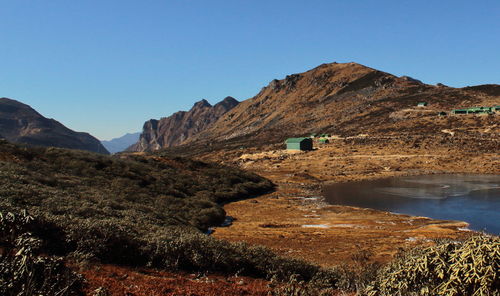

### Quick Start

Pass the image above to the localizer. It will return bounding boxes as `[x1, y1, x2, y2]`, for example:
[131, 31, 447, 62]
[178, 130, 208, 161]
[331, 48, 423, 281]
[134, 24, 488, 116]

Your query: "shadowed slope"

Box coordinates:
[0, 97, 109, 154]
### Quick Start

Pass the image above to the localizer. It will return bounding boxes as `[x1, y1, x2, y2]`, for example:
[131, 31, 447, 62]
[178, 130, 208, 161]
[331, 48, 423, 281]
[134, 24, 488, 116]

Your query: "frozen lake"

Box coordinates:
[324, 174, 500, 235]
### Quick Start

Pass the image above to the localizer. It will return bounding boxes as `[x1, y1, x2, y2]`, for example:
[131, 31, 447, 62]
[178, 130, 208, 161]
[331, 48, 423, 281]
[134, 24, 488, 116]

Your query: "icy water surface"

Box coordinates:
[324, 174, 500, 235]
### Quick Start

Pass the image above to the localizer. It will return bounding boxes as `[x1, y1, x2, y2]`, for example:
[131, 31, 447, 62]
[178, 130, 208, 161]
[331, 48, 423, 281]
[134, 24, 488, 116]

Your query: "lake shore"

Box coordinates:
[211, 139, 498, 266]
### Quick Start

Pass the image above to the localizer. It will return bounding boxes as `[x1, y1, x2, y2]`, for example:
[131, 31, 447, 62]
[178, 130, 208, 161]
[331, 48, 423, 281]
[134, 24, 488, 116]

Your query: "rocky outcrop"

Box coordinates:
[128, 97, 239, 152]
[0, 98, 109, 154]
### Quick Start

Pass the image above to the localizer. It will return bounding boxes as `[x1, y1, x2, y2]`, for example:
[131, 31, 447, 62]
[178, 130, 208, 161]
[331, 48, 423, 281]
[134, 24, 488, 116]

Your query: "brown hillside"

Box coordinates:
[186, 62, 499, 145]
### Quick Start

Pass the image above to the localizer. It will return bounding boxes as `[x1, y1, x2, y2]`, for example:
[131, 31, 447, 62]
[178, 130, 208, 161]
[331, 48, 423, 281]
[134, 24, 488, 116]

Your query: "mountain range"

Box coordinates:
[101, 132, 140, 153]
[3, 62, 498, 154]
[129, 62, 499, 151]
[0, 97, 109, 154]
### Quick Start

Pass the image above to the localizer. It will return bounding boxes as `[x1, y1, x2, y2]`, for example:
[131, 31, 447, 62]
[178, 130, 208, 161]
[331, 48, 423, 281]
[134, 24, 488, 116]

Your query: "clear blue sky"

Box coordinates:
[1, 1, 499, 140]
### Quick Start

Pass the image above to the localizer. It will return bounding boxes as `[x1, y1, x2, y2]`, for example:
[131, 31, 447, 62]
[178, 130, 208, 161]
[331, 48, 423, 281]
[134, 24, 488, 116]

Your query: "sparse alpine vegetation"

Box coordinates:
[1, 139, 498, 296]
[0, 140, 343, 294]
[0, 139, 273, 233]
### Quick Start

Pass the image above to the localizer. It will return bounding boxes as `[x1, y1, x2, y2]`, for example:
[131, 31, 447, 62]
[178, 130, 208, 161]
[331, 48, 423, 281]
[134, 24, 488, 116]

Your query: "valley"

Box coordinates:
[209, 137, 497, 266]
[3, 1, 500, 294]
[1, 62, 499, 295]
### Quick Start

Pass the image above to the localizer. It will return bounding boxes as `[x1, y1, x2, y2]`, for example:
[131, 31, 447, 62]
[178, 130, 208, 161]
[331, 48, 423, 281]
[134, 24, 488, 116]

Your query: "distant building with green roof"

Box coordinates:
[451, 106, 493, 115]
[285, 137, 313, 151]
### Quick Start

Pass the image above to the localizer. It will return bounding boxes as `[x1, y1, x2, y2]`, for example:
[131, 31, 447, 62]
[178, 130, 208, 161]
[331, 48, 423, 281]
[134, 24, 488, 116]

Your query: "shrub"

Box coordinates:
[0, 211, 83, 296]
[363, 235, 500, 296]
[0, 140, 273, 234]
[0, 142, 340, 285]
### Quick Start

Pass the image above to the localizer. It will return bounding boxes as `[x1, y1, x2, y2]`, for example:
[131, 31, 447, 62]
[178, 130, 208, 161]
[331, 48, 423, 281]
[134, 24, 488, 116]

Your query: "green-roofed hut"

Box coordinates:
[452, 107, 493, 114]
[318, 138, 330, 144]
[452, 109, 467, 114]
[285, 137, 313, 151]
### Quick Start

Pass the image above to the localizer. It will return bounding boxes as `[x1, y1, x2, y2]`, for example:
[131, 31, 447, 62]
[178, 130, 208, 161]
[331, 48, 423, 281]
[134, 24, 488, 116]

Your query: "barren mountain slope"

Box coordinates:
[0, 97, 109, 154]
[187, 62, 499, 145]
[129, 96, 239, 151]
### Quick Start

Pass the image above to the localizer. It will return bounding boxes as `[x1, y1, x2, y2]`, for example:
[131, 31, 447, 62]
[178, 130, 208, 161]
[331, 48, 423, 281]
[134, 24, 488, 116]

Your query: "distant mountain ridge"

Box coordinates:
[0, 97, 109, 154]
[101, 132, 140, 153]
[128, 96, 239, 152]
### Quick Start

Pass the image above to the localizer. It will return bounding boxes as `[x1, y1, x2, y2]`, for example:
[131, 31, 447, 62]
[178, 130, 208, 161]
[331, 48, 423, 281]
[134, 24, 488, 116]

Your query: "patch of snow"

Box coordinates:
[302, 224, 330, 228]
[332, 224, 356, 228]
[375, 221, 396, 225]
[303, 215, 321, 218]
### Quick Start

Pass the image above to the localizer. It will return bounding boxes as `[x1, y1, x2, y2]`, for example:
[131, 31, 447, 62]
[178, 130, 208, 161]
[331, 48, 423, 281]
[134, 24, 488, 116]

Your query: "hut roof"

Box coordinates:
[285, 137, 311, 143]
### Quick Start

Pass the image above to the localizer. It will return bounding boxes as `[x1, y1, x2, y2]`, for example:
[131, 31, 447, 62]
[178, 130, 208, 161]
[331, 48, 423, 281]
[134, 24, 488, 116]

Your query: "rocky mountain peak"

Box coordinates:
[399, 76, 423, 84]
[214, 96, 239, 110]
[193, 99, 212, 109]
[128, 96, 239, 152]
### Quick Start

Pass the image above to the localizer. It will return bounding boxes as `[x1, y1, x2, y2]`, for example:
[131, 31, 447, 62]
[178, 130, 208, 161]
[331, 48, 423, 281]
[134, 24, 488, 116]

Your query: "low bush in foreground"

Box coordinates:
[0, 141, 342, 293]
[1, 210, 342, 295]
[364, 235, 500, 296]
[0, 211, 83, 296]
[0, 140, 273, 232]
[1, 141, 498, 296]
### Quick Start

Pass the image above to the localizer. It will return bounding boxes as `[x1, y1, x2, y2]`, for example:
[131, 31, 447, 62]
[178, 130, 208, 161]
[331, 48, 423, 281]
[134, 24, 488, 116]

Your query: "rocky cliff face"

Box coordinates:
[0, 98, 109, 154]
[128, 97, 239, 152]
